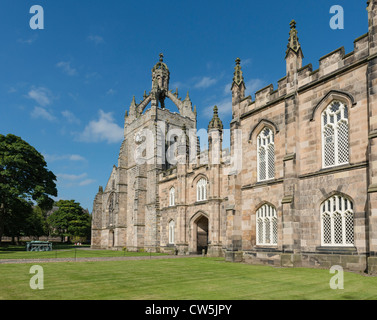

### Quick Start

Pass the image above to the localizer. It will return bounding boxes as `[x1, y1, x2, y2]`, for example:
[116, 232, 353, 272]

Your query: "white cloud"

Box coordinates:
[170, 81, 184, 90]
[44, 154, 86, 162]
[87, 35, 104, 45]
[57, 173, 88, 181]
[28, 87, 52, 106]
[106, 89, 116, 95]
[194, 76, 218, 89]
[78, 109, 123, 143]
[18, 35, 38, 45]
[30, 106, 56, 121]
[201, 78, 266, 120]
[56, 61, 78, 76]
[62, 110, 81, 124]
[69, 154, 86, 161]
[8, 87, 17, 94]
[223, 78, 266, 97]
[245, 78, 266, 96]
[241, 58, 252, 66]
[203, 98, 233, 120]
[79, 179, 96, 186]
[57, 173, 95, 187]
[224, 83, 232, 95]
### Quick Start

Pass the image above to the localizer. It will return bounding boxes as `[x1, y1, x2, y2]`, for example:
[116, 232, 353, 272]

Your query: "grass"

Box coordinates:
[0, 244, 164, 260]
[1, 257, 377, 300]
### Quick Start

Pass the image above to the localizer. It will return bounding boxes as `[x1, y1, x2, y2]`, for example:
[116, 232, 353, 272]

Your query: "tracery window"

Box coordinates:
[321, 195, 354, 247]
[256, 204, 278, 246]
[322, 101, 349, 168]
[257, 128, 275, 182]
[197, 178, 207, 202]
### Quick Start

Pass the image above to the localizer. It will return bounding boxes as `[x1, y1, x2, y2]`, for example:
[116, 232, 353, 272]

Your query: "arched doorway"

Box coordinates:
[109, 229, 115, 248]
[195, 215, 209, 254]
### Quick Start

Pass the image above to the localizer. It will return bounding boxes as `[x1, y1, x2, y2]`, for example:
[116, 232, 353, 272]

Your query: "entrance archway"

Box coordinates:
[195, 215, 208, 254]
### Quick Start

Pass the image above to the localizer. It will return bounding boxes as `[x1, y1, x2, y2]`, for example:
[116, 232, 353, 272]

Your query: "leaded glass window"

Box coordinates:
[257, 128, 275, 182]
[322, 101, 349, 168]
[321, 195, 354, 247]
[256, 204, 278, 246]
[197, 178, 207, 201]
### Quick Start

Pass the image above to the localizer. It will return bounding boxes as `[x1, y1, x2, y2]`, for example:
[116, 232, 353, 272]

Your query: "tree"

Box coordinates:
[0, 134, 57, 242]
[3, 198, 33, 243]
[48, 200, 91, 243]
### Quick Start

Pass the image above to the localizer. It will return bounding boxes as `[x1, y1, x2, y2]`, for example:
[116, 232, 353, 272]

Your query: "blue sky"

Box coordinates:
[0, 0, 368, 210]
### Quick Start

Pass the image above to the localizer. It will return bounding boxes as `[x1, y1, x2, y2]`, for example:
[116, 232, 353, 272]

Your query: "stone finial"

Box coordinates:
[285, 19, 303, 58]
[152, 53, 169, 72]
[131, 95, 137, 107]
[185, 91, 191, 101]
[99, 186, 103, 193]
[208, 105, 223, 131]
[232, 58, 244, 87]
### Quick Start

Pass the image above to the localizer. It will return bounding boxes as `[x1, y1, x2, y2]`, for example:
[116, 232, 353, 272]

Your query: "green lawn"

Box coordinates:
[1, 257, 377, 300]
[0, 247, 164, 260]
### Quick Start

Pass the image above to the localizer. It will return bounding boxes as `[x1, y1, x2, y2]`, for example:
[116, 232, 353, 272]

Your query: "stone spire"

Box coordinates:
[285, 20, 303, 59]
[129, 95, 138, 118]
[232, 58, 245, 87]
[285, 20, 303, 79]
[208, 106, 223, 131]
[231, 58, 246, 106]
[184, 91, 191, 101]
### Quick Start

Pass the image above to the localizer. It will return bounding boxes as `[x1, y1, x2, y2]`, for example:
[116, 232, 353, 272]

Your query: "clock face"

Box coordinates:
[135, 132, 144, 144]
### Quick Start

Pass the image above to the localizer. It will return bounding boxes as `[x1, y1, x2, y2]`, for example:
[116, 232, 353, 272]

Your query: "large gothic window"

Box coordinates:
[257, 128, 275, 182]
[169, 187, 175, 207]
[256, 204, 278, 246]
[169, 220, 175, 245]
[321, 195, 354, 247]
[197, 178, 207, 202]
[322, 101, 349, 168]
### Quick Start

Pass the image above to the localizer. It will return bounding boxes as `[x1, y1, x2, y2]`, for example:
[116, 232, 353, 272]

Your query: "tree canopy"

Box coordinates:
[48, 200, 91, 242]
[0, 134, 57, 241]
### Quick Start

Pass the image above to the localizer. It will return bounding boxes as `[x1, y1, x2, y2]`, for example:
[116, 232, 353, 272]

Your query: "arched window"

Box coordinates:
[321, 195, 354, 247]
[169, 187, 175, 206]
[257, 128, 275, 182]
[108, 193, 115, 226]
[256, 204, 278, 245]
[322, 101, 349, 168]
[196, 178, 207, 202]
[168, 220, 175, 244]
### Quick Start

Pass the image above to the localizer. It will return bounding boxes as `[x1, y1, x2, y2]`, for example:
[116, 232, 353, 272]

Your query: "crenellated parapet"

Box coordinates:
[238, 21, 371, 118]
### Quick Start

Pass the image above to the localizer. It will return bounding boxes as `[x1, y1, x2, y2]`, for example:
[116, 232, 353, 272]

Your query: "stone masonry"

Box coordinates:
[92, 2, 377, 274]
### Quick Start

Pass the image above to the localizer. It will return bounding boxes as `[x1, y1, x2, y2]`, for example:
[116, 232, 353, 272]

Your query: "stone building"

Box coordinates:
[92, 1, 377, 273]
